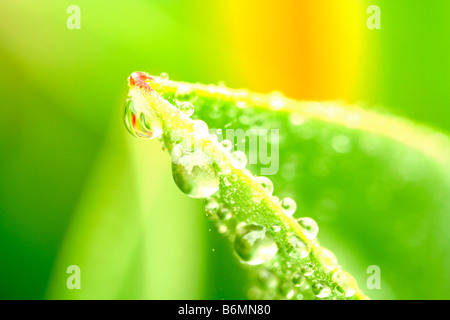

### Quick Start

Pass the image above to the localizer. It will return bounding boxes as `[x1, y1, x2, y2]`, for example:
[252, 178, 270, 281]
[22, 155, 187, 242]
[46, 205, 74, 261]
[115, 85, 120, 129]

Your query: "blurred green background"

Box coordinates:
[0, 1, 449, 300]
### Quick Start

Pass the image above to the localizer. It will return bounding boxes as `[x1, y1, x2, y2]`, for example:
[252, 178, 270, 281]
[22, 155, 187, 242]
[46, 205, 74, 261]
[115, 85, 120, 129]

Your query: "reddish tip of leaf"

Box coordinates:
[128, 72, 154, 92]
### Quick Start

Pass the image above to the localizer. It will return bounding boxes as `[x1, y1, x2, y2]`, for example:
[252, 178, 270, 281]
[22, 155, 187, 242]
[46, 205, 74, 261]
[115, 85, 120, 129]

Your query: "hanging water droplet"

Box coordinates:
[255, 176, 274, 195]
[312, 281, 331, 299]
[288, 235, 310, 259]
[124, 92, 162, 139]
[172, 163, 219, 198]
[280, 197, 297, 216]
[231, 151, 248, 169]
[178, 101, 194, 117]
[297, 217, 319, 240]
[171, 142, 219, 198]
[234, 223, 278, 265]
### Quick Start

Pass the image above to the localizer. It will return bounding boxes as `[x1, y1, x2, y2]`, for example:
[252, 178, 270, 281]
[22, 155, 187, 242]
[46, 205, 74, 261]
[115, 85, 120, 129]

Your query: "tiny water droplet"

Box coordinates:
[178, 101, 194, 117]
[280, 197, 297, 216]
[273, 225, 281, 232]
[297, 217, 319, 240]
[159, 72, 169, 80]
[312, 281, 331, 299]
[231, 151, 248, 169]
[217, 207, 232, 220]
[255, 176, 274, 195]
[124, 92, 162, 139]
[279, 281, 295, 299]
[205, 198, 219, 213]
[234, 223, 278, 265]
[301, 263, 314, 276]
[221, 139, 233, 151]
[256, 269, 278, 290]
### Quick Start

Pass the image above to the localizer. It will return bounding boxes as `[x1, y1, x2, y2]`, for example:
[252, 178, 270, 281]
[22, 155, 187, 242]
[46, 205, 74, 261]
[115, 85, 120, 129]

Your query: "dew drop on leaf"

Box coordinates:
[234, 223, 278, 265]
[297, 217, 319, 240]
[255, 176, 274, 195]
[280, 197, 297, 216]
[288, 235, 310, 259]
[312, 281, 331, 299]
[231, 151, 248, 169]
[178, 101, 195, 117]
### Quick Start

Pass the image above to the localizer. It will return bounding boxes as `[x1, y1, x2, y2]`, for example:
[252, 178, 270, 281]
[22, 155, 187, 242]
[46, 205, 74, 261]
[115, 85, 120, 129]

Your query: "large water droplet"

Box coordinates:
[171, 143, 219, 198]
[234, 223, 278, 265]
[297, 217, 319, 240]
[124, 92, 162, 139]
[172, 163, 219, 198]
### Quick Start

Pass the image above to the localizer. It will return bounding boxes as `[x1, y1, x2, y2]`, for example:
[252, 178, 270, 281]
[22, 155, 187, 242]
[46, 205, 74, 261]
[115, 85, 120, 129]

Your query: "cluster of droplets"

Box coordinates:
[124, 78, 360, 300]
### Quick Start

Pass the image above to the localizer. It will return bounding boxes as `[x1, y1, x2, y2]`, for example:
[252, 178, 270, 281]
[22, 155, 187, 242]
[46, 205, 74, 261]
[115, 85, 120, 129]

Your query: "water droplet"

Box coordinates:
[231, 151, 247, 169]
[332, 269, 357, 297]
[221, 139, 233, 151]
[301, 263, 314, 276]
[218, 207, 232, 220]
[291, 271, 306, 287]
[193, 120, 209, 139]
[312, 281, 331, 299]
[178, 101, 194, 117]
[273, 225, 281, 232]
[124, 92, 162, 139]
[280, 197, 297, 216]
[288, 235, 310, 259]
[297, 217, 319, 240]
[279, 281, 295, 299]
[159, 72, 169, 80]
[234, 223, 278, 265]
[256, 269, 278, 290]
[205, 198, 219, 213]
[255, 176, 274, 195]
[171, 143, 219, 198]
[317, 247, 338, 272]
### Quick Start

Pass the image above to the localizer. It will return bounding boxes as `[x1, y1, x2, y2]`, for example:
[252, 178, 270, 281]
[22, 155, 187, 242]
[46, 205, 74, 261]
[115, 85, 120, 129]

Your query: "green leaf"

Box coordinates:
[128, 73, 450, 299]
